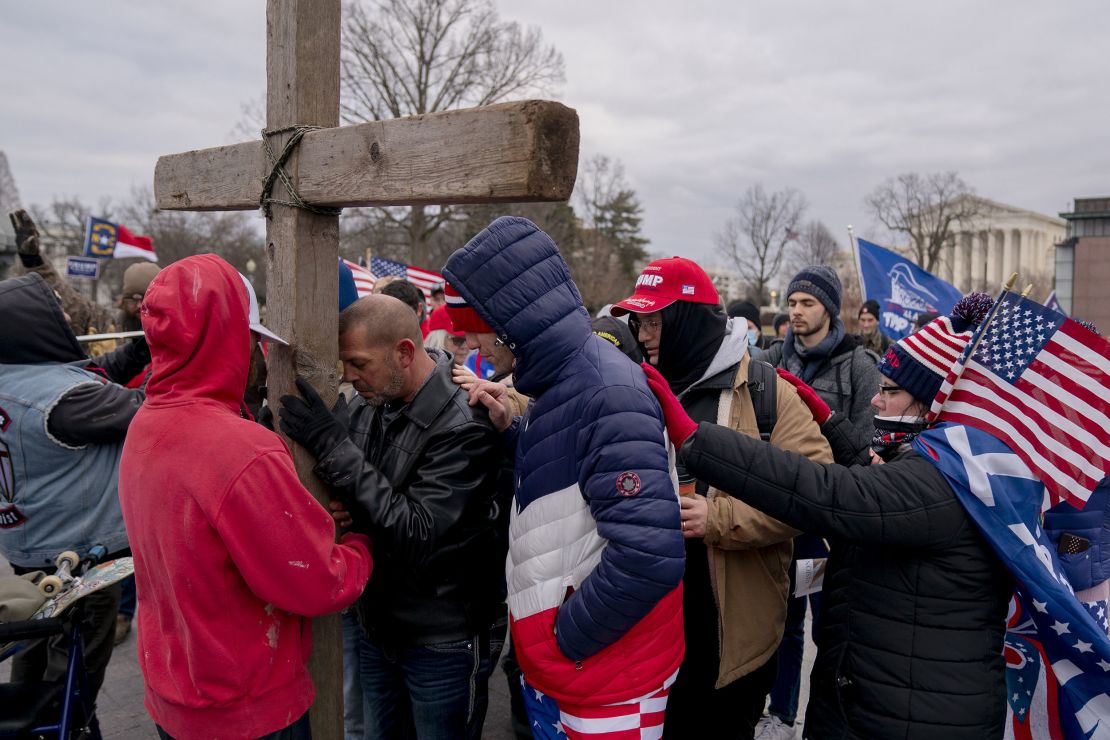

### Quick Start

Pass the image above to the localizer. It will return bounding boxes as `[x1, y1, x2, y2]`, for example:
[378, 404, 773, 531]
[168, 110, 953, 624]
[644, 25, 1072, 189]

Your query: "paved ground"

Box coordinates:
[2, 557, 814, 739]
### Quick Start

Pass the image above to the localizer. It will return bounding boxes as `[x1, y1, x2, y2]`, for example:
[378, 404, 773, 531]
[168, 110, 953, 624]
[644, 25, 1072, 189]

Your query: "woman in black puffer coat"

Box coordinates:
[646, 295, 1012, 740]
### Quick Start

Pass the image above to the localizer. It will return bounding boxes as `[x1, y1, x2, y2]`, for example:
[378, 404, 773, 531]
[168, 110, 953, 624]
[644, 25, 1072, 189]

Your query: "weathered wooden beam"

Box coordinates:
[261, 0, 344, 737]
[154, 100, 580, 211]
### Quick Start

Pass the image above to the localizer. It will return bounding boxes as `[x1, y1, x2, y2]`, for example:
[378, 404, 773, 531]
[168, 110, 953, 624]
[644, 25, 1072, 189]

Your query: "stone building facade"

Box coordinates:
[939, 196, 1065, 293]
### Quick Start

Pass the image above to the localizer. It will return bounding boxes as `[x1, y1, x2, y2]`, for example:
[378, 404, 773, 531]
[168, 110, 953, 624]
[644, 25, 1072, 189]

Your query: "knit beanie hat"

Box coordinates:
[426, 304, 464, 337]
[337, 259, 360, 312]
[122, 262, 161, 298]
[878, 293, 994, 406]
[444, 282, 493, 333]
[726, 300, 762, 327]
[787, 266, 842, 318]
[859, 299, 881, 320]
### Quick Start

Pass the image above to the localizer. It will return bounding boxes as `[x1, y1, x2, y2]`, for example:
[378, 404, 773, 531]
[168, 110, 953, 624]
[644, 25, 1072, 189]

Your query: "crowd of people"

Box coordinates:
[0, 209, 1106, 740]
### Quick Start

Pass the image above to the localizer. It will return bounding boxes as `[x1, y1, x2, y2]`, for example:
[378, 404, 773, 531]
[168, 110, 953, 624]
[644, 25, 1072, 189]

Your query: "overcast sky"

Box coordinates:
[3, 1, 1107, 269]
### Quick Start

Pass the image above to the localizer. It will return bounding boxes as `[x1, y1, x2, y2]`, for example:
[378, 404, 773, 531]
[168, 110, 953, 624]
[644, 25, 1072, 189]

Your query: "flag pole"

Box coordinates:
[847, 225, 865, 306]
[927, 272, 1019, 421]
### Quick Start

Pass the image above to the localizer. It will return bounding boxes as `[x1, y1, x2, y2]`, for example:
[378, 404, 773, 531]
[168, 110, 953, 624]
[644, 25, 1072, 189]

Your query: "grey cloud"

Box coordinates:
[3, 0, 1107, 272]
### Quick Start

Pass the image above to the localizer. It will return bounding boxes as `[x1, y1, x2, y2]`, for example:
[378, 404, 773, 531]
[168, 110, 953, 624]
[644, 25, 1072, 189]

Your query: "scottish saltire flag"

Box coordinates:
[369, 256, 443, 298]
[83, 217, 157, 261]
[855, 238, 963, 340]
[914, 424, 1110, 739]
[930, 292, 1110, 509]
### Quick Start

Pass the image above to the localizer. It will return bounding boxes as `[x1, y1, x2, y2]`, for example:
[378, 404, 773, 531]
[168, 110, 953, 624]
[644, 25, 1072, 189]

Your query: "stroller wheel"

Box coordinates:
[55, 550, 80, 570]
[39, 575, 64, 596]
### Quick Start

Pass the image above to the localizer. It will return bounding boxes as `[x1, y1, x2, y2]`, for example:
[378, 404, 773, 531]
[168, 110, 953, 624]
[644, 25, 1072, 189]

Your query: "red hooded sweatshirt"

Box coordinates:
[118, 254, 372, 739]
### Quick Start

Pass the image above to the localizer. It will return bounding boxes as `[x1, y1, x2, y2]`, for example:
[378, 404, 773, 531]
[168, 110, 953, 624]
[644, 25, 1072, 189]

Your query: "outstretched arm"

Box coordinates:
[682, 422, 967, 550]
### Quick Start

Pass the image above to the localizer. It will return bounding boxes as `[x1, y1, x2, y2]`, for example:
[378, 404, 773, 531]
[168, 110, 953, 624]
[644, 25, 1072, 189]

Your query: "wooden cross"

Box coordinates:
[153, 0, 578, 734]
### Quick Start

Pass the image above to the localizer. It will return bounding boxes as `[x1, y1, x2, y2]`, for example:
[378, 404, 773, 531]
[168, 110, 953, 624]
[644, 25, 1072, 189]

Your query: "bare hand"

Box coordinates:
[680, 494, 708, 538]
[329, 499, 353, 529]
[869, 449, 885, 465]
[455, 369, 512, 432]
[451, 364, 478, 388]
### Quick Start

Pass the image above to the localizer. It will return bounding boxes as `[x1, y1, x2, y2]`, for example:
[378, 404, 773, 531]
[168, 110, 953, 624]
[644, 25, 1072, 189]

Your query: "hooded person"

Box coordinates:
[442, 216, 685, 737]
[0, 271, 150, 703]
[611, 258, 832, 739]
[117, 253, 373, 740]
[644, 293, 1012, 740]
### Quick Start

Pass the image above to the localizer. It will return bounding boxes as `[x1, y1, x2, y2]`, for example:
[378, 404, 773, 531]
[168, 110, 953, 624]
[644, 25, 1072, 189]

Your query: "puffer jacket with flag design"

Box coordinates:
[442, 216, 685, 706]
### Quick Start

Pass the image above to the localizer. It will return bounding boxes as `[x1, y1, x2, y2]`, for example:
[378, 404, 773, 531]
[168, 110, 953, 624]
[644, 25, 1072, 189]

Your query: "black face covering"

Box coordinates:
[870, 415, 928, 461]
[632, 301, 727, 395]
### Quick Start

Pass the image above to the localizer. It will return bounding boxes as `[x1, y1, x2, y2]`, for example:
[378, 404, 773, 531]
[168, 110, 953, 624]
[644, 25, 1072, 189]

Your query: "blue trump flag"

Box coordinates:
[855, 238, 963, 340]
[914, 424, 1110, 738]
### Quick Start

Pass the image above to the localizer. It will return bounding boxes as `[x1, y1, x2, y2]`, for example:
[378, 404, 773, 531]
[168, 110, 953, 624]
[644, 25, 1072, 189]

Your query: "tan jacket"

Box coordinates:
[703, 353, 833, 688]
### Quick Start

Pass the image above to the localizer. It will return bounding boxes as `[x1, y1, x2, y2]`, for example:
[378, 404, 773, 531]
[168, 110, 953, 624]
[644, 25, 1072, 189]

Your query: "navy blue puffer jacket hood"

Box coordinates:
[441, 216, 591, 397]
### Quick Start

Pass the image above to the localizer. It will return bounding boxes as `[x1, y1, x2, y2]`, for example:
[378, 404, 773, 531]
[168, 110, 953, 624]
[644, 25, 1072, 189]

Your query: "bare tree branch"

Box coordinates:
[333, 0, 565, 263]
[716, 184, 807, 303]
[785, 220, 841, 277]
[864, 171, 981, 273]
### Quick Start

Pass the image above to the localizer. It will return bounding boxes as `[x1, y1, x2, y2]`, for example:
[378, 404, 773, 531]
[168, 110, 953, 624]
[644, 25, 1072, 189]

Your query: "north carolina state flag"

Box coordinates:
[83, 216, 158, 262]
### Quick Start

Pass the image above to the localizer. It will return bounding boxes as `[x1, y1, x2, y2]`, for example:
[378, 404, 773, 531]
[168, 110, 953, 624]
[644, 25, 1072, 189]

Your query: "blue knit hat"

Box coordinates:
[877, 293, 994, 406]
[337, 258, 359, 312]
[787, 266, 842, 318]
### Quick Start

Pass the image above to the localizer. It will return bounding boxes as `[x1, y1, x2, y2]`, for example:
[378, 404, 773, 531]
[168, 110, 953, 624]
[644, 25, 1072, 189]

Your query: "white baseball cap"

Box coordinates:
[239, 273, 288, 345]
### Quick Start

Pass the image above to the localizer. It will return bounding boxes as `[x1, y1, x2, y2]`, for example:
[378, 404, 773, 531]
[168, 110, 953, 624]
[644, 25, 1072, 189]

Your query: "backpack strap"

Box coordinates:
[747, 358, 778, 441]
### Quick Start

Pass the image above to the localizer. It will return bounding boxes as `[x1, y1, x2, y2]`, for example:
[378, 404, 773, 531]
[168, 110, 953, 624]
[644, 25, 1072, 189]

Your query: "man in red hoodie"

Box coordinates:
[118, 254, 373, 740]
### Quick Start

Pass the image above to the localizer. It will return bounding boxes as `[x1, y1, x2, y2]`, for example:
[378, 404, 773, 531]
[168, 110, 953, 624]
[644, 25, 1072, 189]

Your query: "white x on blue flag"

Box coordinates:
[915, 423, 1110, 739]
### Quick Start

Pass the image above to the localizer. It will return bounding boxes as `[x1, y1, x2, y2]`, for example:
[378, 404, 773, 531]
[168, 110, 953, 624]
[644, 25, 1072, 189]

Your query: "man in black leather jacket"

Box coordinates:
[279, 294, 507, 740]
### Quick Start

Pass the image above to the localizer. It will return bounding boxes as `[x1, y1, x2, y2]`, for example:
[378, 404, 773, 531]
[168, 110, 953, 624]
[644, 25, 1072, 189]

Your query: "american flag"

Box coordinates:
[341, 259, 375, 298]
[929, 292, 1110, 509]
[521, 671, 675, 739]
[914, 425, 1110, 740]
[369, 256, 443, 299]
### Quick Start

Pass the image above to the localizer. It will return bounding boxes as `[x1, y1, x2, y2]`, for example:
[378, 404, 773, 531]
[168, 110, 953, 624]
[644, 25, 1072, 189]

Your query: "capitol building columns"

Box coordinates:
[939, 198, 1064, 292]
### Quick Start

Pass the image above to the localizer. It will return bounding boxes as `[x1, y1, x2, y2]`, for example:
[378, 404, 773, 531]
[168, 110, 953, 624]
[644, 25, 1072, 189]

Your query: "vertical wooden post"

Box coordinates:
[264, 0, 344, 736]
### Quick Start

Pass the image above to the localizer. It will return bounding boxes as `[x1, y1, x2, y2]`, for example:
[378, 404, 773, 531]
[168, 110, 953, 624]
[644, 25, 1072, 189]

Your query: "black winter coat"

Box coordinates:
[681, 421, 1011, 740]
[313, 350, 509, 645]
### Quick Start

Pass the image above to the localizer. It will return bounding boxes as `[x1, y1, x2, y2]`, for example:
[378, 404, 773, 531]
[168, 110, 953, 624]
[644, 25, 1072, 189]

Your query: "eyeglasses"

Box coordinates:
[878, 384, 904, 395]
[629, 316, 662, 332]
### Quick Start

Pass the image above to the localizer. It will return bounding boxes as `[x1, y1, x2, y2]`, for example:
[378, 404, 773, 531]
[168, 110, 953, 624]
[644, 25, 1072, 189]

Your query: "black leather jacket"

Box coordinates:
[314, 351, 509, 645]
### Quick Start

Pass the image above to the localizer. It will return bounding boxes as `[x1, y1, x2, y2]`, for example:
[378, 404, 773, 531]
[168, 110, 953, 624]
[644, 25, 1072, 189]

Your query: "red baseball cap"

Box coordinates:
[425, 304, 464, 337]
[610, 257, 720, 316]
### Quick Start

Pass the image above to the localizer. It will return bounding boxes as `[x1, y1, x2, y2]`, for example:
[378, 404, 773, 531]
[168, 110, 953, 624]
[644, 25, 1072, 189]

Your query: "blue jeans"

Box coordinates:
[118, 574, 137, 619]
[767, 591, 822, 725]
[343, 611, 370, 739]
[358, 622, 504, 740]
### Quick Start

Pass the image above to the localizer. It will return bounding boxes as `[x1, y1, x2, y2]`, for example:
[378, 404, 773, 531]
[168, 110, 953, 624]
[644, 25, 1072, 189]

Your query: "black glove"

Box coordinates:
[279, 377, 351, 459]
[256, 403, 275, 431]
[9, 209, 44, 268]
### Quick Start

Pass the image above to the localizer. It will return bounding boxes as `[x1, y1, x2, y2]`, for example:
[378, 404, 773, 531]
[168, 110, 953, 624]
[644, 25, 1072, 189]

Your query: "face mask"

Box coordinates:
[870, 414, 928, 460]
[747, 328, 759, 346]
